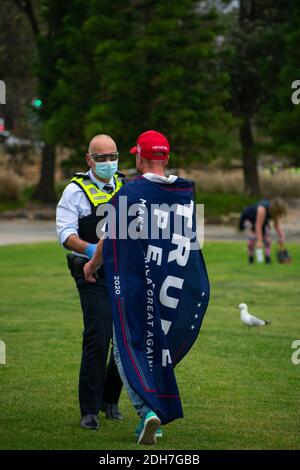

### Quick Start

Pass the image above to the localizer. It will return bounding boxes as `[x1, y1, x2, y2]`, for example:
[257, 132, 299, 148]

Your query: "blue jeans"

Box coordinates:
[113, 328, 150, 419]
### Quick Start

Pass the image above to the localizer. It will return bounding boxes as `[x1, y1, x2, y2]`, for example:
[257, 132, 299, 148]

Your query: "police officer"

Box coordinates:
[56, 134, 124, 429]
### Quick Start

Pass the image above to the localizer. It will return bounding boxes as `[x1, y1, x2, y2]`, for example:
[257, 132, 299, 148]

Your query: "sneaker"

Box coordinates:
[135, 421, 162, 438]
[137, 411, 161, 445]
[248, 256, 254, 264]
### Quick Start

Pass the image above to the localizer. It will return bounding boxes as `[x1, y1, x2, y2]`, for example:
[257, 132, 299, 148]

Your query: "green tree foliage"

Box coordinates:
[40, 1, 91, 138]
[11, 0, 65, 203]
[0, 1, 37, 134]
[224, 0, 290, 196]
[262, 2, 300, 165]
[43, 0, 232, 169]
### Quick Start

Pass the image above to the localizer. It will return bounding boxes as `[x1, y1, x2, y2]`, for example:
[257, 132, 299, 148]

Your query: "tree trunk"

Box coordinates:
[239, 118, 260, 197]
[14, 0, 57, 204]
[32, 143, 57, 203]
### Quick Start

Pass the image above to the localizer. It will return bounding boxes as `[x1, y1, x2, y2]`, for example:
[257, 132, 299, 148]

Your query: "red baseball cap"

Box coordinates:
[130, 130, 170, 160]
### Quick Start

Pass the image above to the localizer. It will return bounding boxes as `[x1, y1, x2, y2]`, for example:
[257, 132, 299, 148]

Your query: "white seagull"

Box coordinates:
[238, 303, 271, 329]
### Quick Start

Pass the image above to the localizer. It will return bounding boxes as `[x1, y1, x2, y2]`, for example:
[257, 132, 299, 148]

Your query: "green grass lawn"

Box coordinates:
[0, 241, 299, 450]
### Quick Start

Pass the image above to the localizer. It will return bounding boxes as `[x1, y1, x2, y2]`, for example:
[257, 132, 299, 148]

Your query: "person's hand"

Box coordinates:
[84, 259, 97, 283]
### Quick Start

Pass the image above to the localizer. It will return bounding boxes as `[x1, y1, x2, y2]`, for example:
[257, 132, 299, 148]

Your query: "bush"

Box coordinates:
[180, 169, 300, 198]
[0, 169, 24, 201]
[260, 171, 300, 198]
[196, 191, 256, 220]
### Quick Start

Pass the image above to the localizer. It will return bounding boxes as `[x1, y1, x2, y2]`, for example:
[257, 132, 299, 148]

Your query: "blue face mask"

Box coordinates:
[95, 161, 118, 180]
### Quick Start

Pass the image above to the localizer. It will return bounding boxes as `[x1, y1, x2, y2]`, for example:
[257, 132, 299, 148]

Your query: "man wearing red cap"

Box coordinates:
[130, 129, 171, 162]
[84, 130, 209, 445]
[84, 130, 175, 443]
[129, 130, 178, 192]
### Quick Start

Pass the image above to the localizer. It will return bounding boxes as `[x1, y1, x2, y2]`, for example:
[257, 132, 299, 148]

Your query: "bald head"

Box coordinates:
[88, 134, 117, 154]
[86, 134, 119, 182]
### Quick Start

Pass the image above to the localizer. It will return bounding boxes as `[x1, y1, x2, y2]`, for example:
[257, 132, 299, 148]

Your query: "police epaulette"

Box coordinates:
[73, 172, 90, 180]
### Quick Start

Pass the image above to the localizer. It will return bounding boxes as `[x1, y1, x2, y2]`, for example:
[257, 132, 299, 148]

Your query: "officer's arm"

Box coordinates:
[64, 234, 89, 254]
[56, 185, 97, 259]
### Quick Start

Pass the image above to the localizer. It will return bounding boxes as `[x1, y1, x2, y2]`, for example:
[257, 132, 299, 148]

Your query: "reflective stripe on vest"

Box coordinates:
[71, 174, 123, 207]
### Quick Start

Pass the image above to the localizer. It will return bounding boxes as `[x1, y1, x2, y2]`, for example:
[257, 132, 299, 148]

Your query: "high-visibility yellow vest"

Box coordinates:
[71, 172, 124, 207]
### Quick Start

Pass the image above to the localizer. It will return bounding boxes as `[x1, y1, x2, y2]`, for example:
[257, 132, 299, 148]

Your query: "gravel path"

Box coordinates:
[0, 220, 57, 246]
[0, 218, 299, 246]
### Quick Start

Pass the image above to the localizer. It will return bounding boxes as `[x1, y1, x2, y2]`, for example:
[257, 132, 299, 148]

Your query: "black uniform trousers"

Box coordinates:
[74, 273, 123, 416]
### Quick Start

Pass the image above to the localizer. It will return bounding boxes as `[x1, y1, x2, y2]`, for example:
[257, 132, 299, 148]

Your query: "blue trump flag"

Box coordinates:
[103, 176, 210, 424]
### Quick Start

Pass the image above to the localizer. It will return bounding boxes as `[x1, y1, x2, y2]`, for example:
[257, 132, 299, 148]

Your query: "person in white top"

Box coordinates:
[56, 134, 125, 429]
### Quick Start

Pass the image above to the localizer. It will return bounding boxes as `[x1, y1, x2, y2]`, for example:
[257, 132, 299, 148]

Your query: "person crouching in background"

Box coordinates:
[239, 197, 289, 264]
